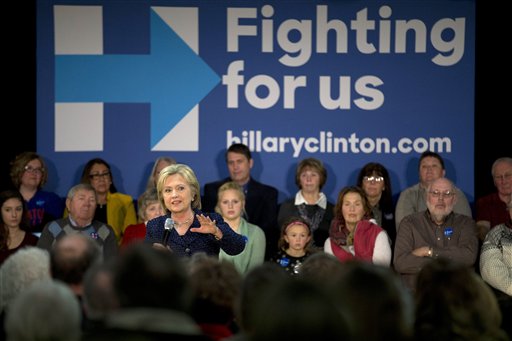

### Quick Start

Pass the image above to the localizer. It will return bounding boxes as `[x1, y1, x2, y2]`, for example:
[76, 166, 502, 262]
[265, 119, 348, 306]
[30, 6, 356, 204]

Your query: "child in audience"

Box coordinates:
[269, 216, 315, 276]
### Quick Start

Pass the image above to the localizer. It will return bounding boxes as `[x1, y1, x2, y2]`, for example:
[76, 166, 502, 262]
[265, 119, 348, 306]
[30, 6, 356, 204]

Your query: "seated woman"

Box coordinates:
[121, 188, 164, 249]
[277, 158, 333, 249]
[216, 181, 266, 275]
[324, 186, 391, 266]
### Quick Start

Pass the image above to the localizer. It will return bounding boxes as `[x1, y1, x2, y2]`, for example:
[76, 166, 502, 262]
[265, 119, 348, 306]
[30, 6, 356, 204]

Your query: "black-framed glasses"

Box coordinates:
[24, 165, 45, 175]
[363, 176, 384, 183]
[429, 190, 455, 199]
[89, 171, 111, 180]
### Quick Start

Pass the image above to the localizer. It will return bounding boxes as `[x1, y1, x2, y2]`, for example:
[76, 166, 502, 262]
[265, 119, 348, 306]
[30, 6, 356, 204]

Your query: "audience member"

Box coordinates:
[216, 181, 265, 275]
[5, 279, 82, 341]
[248, 276, 350, 341]
[277, 157, 333, 249]
[145, 156, 177, 192]
[299, 251, 344, 287]
[269, 216, 315, 275]
[476, 156, 512, 241]
[414, 257, 508, 341]
[480, 194, 512, 296]
[9, 151, 64, 233]
[49, 234, 102, 300]
[394, 177, 479, 292]
[324, 186, 392, 266]
[0, 247, 50, 340]
[81, 260, 119, 335]
[145, 164, 246, 258]
[77, 158, 137, 243]
[228, 263, 288, 341]
[187, 253, 243, 340]
[0, 189, 38, 265]
[82, 243, 209, 340]
[202, 143, 278, 260]
[356, 162, 396, 251]
[480, 195, 512, 338]
[38, 183, 119, 260]
[120, 187, 164, 249]
[333, 260, 414, 341]
[395, 151, 472, 227]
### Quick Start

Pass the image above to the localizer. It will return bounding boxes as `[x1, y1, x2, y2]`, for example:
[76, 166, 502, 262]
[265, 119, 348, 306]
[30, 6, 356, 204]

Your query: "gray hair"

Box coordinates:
[0, 247, 51, 311]
[5, 280, 82, 341]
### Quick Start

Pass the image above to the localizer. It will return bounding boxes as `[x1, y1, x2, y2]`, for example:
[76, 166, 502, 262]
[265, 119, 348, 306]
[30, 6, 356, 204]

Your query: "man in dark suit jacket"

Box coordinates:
[202, 143, 278, 260]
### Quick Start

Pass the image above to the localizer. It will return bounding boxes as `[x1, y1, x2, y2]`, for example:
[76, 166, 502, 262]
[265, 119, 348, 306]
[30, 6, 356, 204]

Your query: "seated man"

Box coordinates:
[202, 143, 278, 259]
[394, 177, 478, 292]
[395, 151, 472, 228]
[476, 157, 512, 241]
[37, 183, 118, 260]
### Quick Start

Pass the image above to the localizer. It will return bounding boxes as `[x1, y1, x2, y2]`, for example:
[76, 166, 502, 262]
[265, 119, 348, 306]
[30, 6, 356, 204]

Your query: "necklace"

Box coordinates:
[173, 214, 194, 228]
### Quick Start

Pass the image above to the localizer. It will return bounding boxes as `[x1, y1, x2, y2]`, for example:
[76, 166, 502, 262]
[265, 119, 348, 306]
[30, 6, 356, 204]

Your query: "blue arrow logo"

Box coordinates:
[55, 8, 220, 148]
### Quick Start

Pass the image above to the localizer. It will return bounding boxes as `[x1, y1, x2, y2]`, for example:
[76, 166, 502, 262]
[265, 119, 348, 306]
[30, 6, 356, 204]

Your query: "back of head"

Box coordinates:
[187, 253, 242, 324]
[82, 260, 118, 321]
[334, 260, 414, 341]
[249, 276, 350, 341]
[50, 233, 102, 286]
[5, 279, 82, 341]
[113, 243, 191, 311]
[237, 262, 288, 333]
[415, 258, 508, 341]
[299, 252, 344, 288]
[0, 247, 50, 311]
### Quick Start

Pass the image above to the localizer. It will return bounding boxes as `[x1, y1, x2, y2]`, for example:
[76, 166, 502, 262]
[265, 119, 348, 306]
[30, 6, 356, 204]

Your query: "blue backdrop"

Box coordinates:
[37, 0, 475, 205]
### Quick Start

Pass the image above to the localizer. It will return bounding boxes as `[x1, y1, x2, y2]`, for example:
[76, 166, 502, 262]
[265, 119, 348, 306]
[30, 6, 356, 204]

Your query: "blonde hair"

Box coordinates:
[215, 181, 247, 218]
[156, 164, 201, 212]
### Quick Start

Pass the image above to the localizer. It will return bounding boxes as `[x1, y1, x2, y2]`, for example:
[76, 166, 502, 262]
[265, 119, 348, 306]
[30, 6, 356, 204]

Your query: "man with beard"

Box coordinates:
[393, 177, 478, 292]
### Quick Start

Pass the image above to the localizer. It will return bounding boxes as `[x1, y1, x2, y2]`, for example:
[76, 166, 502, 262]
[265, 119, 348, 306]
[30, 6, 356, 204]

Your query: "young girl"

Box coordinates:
[270, 216, 314, 275]
[0, 190, 39, 265]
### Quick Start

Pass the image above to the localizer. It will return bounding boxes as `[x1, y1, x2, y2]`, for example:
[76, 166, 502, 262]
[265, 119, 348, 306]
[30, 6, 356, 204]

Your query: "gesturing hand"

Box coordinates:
[191, 214, 223, 240]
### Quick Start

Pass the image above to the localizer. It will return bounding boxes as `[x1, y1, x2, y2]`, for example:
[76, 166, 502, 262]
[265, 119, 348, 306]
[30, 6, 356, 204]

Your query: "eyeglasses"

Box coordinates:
[429, 190, 455, 199]
[89, 171, 111, 180]
[363, 176, 384, 183]
[494, 172, 512, 182]
[24, 166, 45, 175]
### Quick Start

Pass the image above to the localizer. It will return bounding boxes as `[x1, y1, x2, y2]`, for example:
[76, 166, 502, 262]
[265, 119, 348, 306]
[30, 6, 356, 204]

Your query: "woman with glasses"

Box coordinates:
[9, 152, 64, 234]
[356, 162, 397, 252]
[71, 158, 137, 244]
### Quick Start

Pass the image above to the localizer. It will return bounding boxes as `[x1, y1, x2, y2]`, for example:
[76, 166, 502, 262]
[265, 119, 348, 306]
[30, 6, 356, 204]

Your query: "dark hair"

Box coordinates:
[80, 158, 118, 193]
[415, 258, 508, 340]
[331, 186, 372, 230]
[10, 152, 49, 188]
[0, 190, 31, 251]
[226, 143, 252, 162]
[295, 158, 327, 190]
[114, 243, 191, 311]
[419, 151, 445, 170]
[356, 162, 393, 213]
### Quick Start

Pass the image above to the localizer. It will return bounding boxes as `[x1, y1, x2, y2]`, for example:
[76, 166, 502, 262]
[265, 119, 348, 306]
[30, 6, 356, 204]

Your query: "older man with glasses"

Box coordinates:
[393, 177, 479, 292]
[476, 157, 512, 241]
